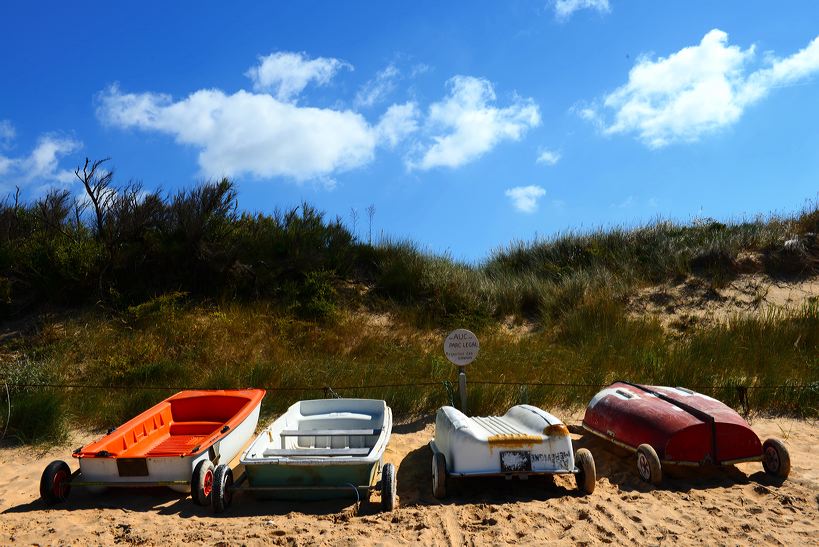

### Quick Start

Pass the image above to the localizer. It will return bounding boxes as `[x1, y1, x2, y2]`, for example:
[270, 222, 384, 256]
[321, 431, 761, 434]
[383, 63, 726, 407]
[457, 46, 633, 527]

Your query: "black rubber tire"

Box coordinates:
[381, 463, 396, 512]
[40, 460, 72, 504]
[762, 438, 791, 478]
[636, 444, 662, 485]
[574, 448, 596, 495]
[191, 459, 215, 506]
[432, 452, 447, 499]
[212, 464, 234, 513]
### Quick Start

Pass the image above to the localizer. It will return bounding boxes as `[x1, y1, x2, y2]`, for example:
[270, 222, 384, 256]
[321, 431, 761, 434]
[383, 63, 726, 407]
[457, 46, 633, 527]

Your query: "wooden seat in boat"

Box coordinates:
[279, 429, 378, 437]
[262, 447, 372, 457]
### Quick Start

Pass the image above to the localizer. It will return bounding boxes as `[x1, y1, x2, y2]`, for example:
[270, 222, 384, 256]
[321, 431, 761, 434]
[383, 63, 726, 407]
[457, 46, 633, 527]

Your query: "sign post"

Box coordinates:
[443, 329, 480, 413]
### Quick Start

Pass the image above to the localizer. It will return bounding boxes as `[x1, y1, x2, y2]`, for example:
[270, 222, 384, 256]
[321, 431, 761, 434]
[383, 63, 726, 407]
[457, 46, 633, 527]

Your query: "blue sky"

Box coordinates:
[2, 1, 818, 261]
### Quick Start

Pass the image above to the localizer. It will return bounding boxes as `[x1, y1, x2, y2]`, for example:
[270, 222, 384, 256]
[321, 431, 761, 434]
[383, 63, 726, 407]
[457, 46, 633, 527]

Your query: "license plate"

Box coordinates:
[117, 458, 149, 477]
[500, 450, 532, 472]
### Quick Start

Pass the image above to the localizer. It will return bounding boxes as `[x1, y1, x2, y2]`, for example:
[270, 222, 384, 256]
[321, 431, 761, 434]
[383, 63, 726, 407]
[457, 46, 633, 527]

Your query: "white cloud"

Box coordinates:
[412, 76, 541, 170]
[741, 35, 819, 102]
[554, 0, 610, 20]
[505, 185, 546, 213]
[98, 56, 540, 181]
[98, 85, 376, 181]
[245, 52, 350, 102]
[28, 135, 81, 183]
[589, 29, 819, 148]
[410, 63, 431, 77]
[0, 156, 11, 177]
[0, 130, 81, 187]
[376, 102, 420, 147]
[536, 149, 561, 165]
[0, 120, 15, 148]
[611, 195, 635, 209]
[355, 64, 400, 108]
[611, 196, 662, 209]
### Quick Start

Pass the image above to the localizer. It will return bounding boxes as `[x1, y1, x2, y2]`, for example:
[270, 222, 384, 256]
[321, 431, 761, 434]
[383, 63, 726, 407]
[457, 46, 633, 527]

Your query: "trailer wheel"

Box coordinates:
[575, 448, 596, 495]
[212, 464, 233, 513]
[191, 460, 215, 506]
[381, 463, 396, 512]
[40, 460, 72, 504]
[762, 438, 790, 478]
[636, 444, 662, 485]
[432, 452, 447, 499]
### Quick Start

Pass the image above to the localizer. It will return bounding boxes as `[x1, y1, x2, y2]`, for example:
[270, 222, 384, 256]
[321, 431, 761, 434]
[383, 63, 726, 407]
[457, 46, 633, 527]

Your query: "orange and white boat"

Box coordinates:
[40, 389, 265, 506]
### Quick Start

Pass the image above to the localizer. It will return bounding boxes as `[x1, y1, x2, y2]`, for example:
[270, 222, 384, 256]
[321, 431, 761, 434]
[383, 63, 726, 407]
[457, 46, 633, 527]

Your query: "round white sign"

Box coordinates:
[444, 329, 480, 367]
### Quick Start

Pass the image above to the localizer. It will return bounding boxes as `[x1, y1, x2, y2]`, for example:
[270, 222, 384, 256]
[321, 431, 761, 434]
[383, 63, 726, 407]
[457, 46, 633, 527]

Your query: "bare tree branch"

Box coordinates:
[349, 207, 359, 239]
[75, 157, 113, 240]
[366, 204, 376, 245]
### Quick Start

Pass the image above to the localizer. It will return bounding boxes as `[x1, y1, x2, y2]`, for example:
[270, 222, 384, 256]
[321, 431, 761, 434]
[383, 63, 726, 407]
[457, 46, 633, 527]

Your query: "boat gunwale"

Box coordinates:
[581, 422, 760, 467]
[241, 399, 392, 467]
[74, 389, 266, 460]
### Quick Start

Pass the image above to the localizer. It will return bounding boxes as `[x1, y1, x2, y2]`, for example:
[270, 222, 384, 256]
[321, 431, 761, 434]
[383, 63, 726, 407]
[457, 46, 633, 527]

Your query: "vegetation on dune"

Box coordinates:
[2, 158, 817, 325]
[0, 158, 817, 443]
[1, 296, 816, 443]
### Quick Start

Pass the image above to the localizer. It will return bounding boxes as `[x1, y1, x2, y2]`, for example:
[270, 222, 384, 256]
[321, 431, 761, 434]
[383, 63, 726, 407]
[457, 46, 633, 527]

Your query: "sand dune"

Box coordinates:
[1, 413, 817, 546]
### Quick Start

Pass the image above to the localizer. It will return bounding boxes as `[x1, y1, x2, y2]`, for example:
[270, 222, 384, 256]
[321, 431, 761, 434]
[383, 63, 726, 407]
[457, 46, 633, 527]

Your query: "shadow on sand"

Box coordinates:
[392, 415, 434, 435]
[574, 430, 786, 494]
[396, 443, 586, 508]
[3, 465, 370, 518]
[5, 427, 786, 518]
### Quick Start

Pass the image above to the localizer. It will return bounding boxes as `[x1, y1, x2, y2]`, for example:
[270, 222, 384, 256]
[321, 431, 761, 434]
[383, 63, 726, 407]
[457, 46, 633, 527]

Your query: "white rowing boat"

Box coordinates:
[429, 404, 595, 497]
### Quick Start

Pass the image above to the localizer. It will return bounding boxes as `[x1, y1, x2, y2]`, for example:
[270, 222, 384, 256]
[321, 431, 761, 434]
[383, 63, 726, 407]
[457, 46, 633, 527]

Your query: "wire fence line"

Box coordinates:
[0, 379, 814, 393]
[1, 378, 814, 440]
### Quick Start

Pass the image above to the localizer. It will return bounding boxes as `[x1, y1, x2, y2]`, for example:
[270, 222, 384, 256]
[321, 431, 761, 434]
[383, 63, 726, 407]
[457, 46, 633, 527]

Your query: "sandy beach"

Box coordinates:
[1, 413, 817, 546]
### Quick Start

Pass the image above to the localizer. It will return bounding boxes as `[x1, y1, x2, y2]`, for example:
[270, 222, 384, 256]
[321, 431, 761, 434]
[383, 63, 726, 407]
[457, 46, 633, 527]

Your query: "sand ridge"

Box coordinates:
[1, 414, 817, 546]
[629, 274, 819, 332]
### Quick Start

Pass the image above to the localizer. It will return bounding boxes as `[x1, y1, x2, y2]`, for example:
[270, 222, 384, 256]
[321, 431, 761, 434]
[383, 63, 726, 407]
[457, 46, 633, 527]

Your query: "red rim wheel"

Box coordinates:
[192, 460, 216, 506]
[40, 460, 72, 504]
[53, 469, 69, 498]
[202, 469, 214, 498]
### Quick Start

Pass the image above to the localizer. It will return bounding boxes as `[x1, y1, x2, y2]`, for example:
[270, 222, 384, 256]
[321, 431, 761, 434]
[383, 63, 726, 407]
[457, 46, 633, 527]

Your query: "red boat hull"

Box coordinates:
[582, 382, 762, 465]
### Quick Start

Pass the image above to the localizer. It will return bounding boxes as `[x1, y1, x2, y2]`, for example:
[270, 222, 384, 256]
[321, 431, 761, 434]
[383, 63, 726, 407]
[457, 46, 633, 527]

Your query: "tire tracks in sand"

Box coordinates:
[1, 416, 817, 545]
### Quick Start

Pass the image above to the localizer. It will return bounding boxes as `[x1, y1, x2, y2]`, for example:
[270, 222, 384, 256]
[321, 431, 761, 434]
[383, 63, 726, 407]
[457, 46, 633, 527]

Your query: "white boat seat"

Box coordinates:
[262, 447, 372, 457]
[299, 412, 372, 422]
[280, 429, 378, 437]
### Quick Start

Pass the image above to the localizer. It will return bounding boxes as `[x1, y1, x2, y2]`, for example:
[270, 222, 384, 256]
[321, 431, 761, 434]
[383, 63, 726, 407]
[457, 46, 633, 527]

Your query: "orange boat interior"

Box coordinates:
[75, 389, 265, 459]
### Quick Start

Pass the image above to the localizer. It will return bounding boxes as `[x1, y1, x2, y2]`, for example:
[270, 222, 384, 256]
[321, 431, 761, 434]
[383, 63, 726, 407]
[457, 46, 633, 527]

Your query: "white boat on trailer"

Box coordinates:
[429, 404, 596, 498]
[39, 389, 265, 506]
[209, 398, 395, 512]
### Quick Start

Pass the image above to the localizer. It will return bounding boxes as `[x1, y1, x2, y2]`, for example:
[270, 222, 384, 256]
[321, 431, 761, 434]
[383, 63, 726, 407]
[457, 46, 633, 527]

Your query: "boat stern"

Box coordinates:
[434, 405, 575, 476]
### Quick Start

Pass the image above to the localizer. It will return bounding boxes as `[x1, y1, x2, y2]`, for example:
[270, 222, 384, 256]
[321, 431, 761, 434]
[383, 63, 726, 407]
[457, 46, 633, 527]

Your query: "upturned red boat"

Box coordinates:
[582, 381, 790, 484]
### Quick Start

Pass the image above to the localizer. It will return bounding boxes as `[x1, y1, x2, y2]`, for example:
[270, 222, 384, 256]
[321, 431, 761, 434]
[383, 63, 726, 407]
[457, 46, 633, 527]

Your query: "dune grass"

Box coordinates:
[0, 175, 817, 443]
[2, 289, 816, 443]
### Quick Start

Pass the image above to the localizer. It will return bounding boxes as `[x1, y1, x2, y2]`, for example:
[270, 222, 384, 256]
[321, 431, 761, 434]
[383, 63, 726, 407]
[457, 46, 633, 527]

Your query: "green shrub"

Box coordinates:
[296, 270, 338, 322]
[107, 390, 168, 427]
[4, 390, 67, 444]
[793, 198, 819, 235]
[126, 291, 189, 323]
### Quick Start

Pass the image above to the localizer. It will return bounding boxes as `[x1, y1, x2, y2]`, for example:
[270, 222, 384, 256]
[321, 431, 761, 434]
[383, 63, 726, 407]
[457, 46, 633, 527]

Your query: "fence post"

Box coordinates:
[458, 370, 467, 414]
[737, 386, 749, 416]
[520, 384, 529, 405]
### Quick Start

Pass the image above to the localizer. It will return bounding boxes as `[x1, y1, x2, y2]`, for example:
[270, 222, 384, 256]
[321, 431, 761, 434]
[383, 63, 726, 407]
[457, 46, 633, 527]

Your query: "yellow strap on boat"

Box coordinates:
[487, 434, 543, 446]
